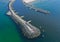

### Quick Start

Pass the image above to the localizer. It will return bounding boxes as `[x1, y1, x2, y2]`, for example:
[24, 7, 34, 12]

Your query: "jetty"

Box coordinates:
[7, 0, 41, 39]
[22, 0, 50, 14]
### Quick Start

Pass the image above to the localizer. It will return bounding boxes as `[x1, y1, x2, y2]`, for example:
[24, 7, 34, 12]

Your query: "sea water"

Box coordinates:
[0, 0, 60, 42]
[13, 0, 60, 42]
[0, 0, 22, 42]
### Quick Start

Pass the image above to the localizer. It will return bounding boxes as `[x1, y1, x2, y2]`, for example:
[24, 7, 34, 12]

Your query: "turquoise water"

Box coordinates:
[0, 0, 22, 42]
[0, 0, 60, 42]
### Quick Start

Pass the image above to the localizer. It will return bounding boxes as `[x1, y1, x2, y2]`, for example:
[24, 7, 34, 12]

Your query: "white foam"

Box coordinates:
[23, 0, 35, 3]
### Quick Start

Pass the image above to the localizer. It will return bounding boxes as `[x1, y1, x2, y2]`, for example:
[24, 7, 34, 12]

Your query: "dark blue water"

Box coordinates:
[13, 0, 60, 42]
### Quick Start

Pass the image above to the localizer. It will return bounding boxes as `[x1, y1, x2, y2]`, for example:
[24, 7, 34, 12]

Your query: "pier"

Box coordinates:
[7, 0, 41, 39]
[22, 0, 50, 14]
